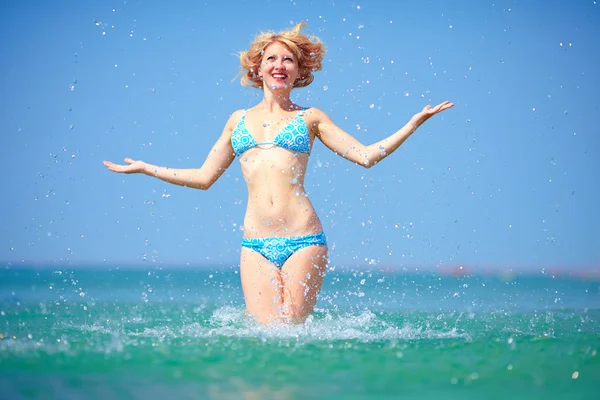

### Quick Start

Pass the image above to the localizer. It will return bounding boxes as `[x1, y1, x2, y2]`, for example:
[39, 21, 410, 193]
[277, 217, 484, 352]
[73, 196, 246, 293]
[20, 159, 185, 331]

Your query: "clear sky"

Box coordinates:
[1, 0, 598, 271]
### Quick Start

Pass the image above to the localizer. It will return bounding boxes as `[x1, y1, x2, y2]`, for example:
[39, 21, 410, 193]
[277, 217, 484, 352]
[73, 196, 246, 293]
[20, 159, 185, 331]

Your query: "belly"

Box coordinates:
[243, 188, 322, 238]
[239, 147, 322, 237]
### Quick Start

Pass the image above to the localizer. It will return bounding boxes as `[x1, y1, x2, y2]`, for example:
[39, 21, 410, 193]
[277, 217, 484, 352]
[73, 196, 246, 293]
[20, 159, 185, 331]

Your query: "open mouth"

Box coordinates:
[272, 74, 288, 80]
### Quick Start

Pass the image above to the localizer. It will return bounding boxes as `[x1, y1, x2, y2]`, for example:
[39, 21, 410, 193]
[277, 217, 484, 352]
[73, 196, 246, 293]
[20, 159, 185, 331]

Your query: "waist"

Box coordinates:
[245, 190, 311, 214]
[242, 207, 322, 238]
[241, 231, 327, 244]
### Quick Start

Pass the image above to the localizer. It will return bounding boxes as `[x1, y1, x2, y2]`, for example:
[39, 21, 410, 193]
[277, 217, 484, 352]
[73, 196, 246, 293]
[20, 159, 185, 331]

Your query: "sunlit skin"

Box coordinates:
[103, 40, 454, 325]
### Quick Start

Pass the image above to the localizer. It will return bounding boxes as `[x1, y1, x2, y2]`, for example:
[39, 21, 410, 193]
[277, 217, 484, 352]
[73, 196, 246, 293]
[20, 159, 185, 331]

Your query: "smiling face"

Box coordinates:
[259, 41, 299, 91]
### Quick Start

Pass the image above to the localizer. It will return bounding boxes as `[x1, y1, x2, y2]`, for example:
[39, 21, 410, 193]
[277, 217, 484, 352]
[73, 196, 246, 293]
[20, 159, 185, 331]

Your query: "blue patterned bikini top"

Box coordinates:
[231, 108, 310, 157]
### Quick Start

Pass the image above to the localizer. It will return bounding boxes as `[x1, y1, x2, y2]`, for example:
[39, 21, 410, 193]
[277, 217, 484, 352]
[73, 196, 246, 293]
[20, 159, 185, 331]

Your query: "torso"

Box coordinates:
[231, 106, 323, 239]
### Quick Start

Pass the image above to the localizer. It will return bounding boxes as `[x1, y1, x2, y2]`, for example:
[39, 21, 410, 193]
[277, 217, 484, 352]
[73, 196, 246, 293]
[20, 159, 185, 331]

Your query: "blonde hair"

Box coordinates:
[238, 22, 326, 89]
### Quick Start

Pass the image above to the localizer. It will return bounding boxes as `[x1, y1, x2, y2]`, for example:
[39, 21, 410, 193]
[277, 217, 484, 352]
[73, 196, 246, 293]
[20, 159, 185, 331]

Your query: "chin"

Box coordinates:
[268, 83, 292, 91]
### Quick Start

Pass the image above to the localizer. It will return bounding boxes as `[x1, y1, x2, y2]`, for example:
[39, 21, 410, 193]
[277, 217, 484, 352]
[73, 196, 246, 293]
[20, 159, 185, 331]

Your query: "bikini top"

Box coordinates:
[231, 108, 311, 157]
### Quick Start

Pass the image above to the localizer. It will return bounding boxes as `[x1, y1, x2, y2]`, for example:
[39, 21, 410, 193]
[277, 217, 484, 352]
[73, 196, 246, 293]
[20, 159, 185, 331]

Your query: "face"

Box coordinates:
[259, 42, 299, 91]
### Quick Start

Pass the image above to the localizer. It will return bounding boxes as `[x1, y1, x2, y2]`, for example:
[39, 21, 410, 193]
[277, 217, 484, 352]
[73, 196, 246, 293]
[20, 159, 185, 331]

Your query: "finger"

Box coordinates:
[124, 158, 134, 164]
[435, 102, 453, 112]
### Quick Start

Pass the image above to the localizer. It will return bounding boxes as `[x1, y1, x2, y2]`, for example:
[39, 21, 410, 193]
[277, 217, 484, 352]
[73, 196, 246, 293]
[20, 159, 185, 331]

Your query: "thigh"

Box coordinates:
[239, 247, 285, 324]
[280, 245, 329, 323]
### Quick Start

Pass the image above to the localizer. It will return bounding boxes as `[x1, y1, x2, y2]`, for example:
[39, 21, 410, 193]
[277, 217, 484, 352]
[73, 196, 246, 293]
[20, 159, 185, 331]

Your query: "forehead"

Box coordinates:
[264, 42, 293, 56]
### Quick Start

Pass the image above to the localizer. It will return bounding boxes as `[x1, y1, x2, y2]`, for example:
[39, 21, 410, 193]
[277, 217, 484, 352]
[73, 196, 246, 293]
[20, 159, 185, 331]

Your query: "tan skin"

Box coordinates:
[103, 41, 454, 325]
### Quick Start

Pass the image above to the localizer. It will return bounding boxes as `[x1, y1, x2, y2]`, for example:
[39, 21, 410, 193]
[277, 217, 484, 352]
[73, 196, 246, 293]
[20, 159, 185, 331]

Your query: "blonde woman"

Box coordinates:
[103, 23, 453, 324]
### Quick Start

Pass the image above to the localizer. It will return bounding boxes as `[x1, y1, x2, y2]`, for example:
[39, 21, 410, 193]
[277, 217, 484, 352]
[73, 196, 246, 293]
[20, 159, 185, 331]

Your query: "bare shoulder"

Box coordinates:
[304, 107, 328, 120]
[303, 107, 330, 127]
[225, 109, 245, 130]
[230, 109, 245, 122]
[303, 107, 334, 136]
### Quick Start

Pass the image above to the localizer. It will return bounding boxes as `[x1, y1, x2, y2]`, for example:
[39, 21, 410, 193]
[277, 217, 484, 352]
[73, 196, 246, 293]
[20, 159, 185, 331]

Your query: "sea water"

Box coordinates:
[1, 266, 599, 399]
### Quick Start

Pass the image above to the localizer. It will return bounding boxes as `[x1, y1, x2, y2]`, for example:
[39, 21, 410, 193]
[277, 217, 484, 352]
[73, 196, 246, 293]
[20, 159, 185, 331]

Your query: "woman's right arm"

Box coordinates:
[102, 110, 241, 190]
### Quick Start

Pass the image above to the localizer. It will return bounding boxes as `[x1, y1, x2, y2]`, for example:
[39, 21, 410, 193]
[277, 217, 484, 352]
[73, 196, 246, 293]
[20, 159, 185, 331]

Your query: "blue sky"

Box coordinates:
[1, 0, 598, 271]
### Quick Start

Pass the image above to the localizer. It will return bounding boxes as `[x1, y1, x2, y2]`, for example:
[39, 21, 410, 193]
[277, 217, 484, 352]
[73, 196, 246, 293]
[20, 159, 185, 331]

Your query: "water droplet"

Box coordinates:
[364, 57, 370, 64]
[323, 85, 328, 91]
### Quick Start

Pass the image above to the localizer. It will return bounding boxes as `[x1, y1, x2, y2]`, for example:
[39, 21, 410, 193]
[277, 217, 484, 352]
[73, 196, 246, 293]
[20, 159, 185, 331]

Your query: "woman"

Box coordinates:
[103, 22, 453, 324]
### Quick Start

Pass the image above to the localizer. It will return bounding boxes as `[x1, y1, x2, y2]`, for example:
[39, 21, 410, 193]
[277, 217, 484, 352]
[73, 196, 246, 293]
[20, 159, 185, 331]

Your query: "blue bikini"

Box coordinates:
[241, 232, 327, 268]
[232, 108, 327, 268]
[231, 108, 311, 157]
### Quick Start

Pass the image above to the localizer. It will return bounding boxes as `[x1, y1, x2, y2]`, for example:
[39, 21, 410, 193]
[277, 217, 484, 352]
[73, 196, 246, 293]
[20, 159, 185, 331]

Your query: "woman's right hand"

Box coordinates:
[103, 158, 146, 174]
[412, 101, 454, 126]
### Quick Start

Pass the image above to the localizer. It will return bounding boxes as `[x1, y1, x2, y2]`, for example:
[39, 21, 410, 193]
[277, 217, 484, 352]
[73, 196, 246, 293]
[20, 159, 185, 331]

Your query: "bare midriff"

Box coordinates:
[238, 146, 323, 239]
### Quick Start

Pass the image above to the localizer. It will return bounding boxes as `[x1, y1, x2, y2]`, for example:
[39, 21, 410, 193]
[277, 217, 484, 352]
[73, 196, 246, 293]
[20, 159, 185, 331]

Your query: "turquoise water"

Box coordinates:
[1, 266, 599, 399]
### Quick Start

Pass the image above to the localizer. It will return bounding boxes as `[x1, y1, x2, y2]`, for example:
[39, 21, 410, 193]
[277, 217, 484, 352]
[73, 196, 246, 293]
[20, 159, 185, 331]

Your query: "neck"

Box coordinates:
[260, 85, 296, 112]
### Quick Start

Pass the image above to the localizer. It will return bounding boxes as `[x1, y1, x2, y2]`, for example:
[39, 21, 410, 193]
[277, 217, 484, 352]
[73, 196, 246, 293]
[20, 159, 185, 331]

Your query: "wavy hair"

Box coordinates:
[238, 22, 326, 89]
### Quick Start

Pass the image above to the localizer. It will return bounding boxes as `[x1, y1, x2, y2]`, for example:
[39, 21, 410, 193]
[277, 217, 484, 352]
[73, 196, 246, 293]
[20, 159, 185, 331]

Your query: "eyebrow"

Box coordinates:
[265, 52, 294, 59]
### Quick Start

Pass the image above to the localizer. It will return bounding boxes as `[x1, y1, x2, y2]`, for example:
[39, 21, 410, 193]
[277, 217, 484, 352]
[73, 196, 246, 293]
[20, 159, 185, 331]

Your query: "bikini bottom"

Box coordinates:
[241, 232, 327, 268]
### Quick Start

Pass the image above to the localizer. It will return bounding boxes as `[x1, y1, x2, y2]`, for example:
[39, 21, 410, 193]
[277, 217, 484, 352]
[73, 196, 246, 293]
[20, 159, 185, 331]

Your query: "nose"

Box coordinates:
[274, 58, 284, 69]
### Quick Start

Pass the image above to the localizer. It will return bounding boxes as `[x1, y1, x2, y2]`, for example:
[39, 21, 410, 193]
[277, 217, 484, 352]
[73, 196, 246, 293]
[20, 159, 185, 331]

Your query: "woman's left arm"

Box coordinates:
[313, 101, 454, 168]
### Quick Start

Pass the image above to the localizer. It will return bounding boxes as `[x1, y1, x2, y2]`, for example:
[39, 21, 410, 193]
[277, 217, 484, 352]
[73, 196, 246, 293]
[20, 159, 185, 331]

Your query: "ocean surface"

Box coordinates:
[1, 265, 599, 399]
